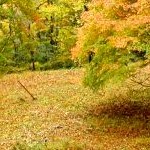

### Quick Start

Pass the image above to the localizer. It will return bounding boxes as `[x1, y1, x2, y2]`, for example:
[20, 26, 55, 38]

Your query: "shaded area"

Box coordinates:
[87, 100, 150, 138]
[89, 100, 150, 119]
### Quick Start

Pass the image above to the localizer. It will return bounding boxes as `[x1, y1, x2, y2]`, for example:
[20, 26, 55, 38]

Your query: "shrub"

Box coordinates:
[40, 58, 75, 70]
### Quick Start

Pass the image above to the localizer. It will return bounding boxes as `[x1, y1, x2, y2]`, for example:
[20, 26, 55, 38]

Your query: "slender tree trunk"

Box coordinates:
[30, 51, 35, 71]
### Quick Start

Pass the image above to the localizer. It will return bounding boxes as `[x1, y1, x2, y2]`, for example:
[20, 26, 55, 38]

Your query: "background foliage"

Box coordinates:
[0, 0, 89, 73]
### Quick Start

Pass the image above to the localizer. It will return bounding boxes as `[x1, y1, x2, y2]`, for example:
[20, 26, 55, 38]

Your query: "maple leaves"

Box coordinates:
[73, 0, 150, 53]
[71, 0, 150, 89]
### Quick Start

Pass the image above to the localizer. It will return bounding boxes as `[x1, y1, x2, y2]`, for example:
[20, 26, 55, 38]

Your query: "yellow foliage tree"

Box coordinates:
[72, 0, 150, 90]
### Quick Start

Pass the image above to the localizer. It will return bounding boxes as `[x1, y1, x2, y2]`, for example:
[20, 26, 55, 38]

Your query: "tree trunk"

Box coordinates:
[30, 51, 35, 71]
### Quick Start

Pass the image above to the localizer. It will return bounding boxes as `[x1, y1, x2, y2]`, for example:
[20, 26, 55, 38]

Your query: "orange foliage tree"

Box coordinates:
[72, 0, 150, 90]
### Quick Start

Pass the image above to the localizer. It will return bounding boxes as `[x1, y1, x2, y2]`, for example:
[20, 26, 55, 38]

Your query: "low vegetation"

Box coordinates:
[0, 69, 149, 150]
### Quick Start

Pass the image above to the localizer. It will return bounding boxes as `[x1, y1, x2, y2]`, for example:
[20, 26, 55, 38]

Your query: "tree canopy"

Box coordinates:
[72, 0, 150, 90]
[0, 0, 149, 91]
[0, 0, 87, 72]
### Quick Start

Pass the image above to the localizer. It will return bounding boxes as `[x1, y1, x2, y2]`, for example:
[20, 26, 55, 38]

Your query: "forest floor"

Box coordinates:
[0, 69, 150, 150]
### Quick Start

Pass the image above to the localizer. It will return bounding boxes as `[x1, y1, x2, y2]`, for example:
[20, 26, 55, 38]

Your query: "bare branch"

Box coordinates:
[130, 78, 150, 88]
[36, 1, 47, 10]
[18, 80, 36, 100]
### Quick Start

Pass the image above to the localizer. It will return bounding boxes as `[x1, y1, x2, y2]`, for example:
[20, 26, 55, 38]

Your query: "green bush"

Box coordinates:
[40, 58, 75, 70]
[0, 66, 26, 74]
[0, 54, 7, 66]
[12, 139, 85, 150]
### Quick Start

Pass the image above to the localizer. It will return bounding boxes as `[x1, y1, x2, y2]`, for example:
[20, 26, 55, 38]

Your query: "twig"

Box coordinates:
[36, 1, 47, 10]
[130, 78, 150, 88]
[18, 81, 36, 100]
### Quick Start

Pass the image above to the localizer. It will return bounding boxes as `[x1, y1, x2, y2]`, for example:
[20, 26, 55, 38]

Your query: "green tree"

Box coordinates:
[0, 0, 91, 72]
[0, 0, 40, 71]
[36, 0, 87, 69]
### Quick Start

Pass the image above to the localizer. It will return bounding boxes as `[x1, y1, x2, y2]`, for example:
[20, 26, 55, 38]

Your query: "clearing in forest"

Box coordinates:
[0, 69, 150, 150]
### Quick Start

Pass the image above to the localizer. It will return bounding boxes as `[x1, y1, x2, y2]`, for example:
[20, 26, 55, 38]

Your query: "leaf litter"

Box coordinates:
[0, 69, 149, 150]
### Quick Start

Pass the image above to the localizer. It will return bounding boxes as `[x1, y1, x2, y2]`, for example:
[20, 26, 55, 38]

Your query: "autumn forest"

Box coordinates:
[0, 0, 150, 149]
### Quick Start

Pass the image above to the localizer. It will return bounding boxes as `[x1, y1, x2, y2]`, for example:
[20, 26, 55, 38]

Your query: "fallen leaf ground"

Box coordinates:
[0, 69, 150, 150]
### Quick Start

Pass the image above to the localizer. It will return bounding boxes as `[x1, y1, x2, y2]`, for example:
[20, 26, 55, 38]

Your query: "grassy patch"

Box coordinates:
[0, 68, 150, 150]
[12, 138, 85, 150]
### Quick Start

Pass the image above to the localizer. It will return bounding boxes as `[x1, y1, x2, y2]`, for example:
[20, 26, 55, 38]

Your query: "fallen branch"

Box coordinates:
[18, 80, 36, 100]
[130, 78, 150, 88]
